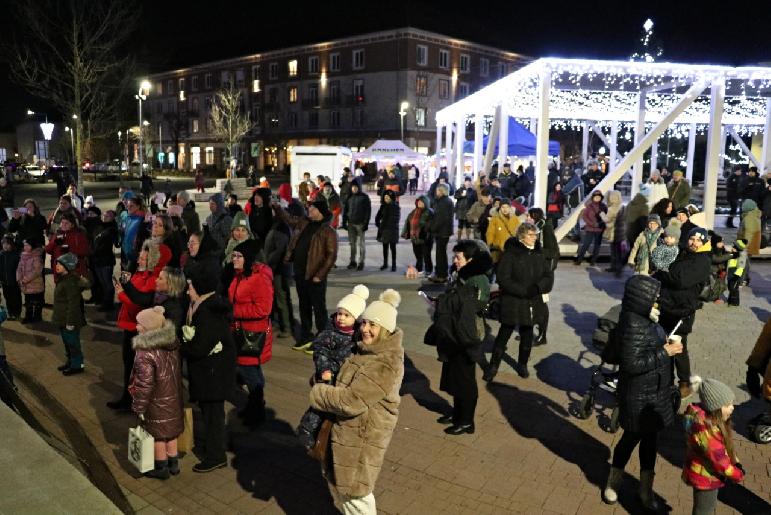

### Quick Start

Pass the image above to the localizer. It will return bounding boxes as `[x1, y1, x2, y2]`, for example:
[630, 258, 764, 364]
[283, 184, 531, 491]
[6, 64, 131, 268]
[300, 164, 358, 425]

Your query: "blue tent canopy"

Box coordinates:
[463, 118, 560, 157]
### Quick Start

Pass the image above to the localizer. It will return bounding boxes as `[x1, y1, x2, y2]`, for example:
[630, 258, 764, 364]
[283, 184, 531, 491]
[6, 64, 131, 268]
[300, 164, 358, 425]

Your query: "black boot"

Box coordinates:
[726, 217, 735, 228]
[144, 459, 170, 480]
[167, 455, 180, 476]
[21, 305, 32, 324]
[244, 388, 266, 428]
[483, 346, 506, 382]
[517, 339, 532, 379]
[31, 304, 43, 323]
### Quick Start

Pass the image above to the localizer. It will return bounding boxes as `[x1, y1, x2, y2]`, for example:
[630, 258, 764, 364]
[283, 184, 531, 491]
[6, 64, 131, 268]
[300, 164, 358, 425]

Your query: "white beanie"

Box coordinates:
[361, 289, 401, 333]
[336, 284, 369, 319]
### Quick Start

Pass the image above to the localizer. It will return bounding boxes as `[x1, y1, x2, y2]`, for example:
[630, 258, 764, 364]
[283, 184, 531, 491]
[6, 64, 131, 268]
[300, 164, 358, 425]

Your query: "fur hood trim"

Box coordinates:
[132, 320, 179, 351]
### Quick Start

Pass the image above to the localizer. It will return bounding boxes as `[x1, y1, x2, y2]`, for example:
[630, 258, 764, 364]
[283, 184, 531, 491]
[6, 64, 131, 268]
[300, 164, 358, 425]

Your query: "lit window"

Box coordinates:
[416, 45, 427, 66]
[480, 58, 489, 77]
[460, 54, 470, 73]
[288, 60, 298, 77]
[269, 63, 278, 80]
[179, 90, 185, 101]
[308, 56, 319, 74]
[192, 119, 199, 133]
[415, 108, 427, 127]
[416, 75, 428, 96]
[289, 86, 298, 103]
[205, 147, 214, 165]
[204, 74, 212, 89]
[352, 49, 365, 70]
[438, 79, 449, 99]
[439, 49, 449, 69]
[329, 53, 340, 72]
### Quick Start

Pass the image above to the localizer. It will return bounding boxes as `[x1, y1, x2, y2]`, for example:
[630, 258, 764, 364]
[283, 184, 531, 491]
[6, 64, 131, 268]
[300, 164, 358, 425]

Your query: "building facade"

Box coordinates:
[144, 27, 527, 172]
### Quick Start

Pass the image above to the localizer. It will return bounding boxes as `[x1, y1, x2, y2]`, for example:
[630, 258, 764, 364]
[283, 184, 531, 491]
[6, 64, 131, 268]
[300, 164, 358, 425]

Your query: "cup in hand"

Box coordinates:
[667, 334, 683, 355]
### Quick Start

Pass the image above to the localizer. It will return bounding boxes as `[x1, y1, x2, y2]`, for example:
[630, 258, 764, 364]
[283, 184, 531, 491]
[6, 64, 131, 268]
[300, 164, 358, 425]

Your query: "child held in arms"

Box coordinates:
[650, 224, 680, 273]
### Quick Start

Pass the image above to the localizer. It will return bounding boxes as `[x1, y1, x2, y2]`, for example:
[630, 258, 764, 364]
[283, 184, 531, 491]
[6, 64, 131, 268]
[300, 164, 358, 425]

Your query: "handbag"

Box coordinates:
[177, 407, 194, 453]
[233, 326, 268, 358]
[307, 418, 334, 462]
[128, 425, 155, 473]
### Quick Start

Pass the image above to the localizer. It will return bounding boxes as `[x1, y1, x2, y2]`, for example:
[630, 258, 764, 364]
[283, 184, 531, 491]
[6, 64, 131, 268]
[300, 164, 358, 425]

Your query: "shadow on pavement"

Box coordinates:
[561, 303, 599, 352]
[400, 353, 452, 417]
[750, 306, 771, 324]
[587, 266, 626, 301]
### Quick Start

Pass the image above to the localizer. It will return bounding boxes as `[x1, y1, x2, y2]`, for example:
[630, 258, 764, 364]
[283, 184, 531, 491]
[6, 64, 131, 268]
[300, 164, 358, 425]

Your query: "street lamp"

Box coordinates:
[26, 109, 54, 161]
[399, 101, 409, 142]
[64, 127, 75, 167]
[135, 80, 151, 174]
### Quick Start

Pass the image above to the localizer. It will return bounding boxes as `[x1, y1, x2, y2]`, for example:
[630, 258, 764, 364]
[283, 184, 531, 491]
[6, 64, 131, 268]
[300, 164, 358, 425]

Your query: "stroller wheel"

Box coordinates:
[609, 407, 621, 433]
[577, 394, 593, 419]
[752, 421, 771, 444]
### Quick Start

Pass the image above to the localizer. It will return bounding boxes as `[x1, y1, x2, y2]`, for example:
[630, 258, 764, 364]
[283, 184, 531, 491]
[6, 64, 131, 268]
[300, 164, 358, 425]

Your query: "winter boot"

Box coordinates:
[21, 304, 33, 324]
[726, 217, 735, 228]
[483, 346, 506, 382]
[144, 459, 170, 480]
[602, 467, 623, 504]
[31, 304, 43, 323]
[638, 470, 661, 511]
[244, 388, 266, 428]
[167, 455, 180, 476]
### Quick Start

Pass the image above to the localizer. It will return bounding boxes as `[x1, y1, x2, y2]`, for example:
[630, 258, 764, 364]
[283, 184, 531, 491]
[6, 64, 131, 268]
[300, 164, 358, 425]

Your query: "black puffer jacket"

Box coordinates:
[346, 188, 371, 227]
[496, 238, 553, 327]
[374, 191, 400, 244]
[247, 188, 273, 241]
[430, 195, 454, 238]
[653, 244, 712, 333]
[617, 275, 674, 433]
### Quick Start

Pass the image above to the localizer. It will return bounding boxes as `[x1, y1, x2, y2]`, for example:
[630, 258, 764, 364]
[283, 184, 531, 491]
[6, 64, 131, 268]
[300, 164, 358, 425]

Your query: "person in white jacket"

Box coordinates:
[645, 169, 669, 210]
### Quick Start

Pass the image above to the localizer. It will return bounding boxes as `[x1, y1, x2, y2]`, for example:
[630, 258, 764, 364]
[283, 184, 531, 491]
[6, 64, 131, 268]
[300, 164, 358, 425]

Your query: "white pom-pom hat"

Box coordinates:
[336, 284, 370, 319]
[361, 289, 401, 333]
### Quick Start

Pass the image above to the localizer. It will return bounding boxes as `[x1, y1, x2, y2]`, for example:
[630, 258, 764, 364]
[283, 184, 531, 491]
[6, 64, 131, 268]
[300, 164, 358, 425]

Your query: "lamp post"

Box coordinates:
[399, 101, 409, 142]
[26, 109, 54, 162]
[135, 80, 151, 174]
[64, 127, 75, 167]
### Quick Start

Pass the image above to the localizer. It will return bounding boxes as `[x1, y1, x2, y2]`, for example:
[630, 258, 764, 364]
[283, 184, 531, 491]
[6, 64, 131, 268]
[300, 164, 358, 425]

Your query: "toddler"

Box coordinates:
[650, 224, 680, 272]
[726, 239, 748, 306]
[16, 238, 45, 323]
[683, 377, 744, 514]
[297, 285, 368, 451]
[0, 236, 21, 320]
[52, 253, 90, 375]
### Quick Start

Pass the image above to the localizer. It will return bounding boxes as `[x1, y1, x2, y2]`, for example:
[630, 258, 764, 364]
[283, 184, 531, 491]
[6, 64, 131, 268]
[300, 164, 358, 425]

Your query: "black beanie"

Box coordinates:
[233, 239, 261, 272]
[186, 262, 220, 295]
[311, 199, 331, 218]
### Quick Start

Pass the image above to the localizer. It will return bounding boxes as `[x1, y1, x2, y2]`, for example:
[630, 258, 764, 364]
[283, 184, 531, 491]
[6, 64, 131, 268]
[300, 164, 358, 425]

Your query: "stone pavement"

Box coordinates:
[2, 192, 771, 514]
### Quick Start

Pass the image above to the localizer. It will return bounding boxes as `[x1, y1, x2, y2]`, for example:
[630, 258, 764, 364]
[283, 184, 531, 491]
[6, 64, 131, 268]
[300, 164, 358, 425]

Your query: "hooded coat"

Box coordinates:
[625, 193, 650, 245]
[309, 328, 404, 498]
[181, 200, 201, 235]
[374, 191, 400, 244]
[486, 210, 520, 263]
[205, 194, 233, 254]
[401, 195, 433, 244]
[52, 273, 90, 329]
[16, 247, 44, 294]
[244, 188, 273, 241]
[130, 320, 184, 440]
[496, 238, 553, 327]
[617, 275, 675, 433]
[737, 203, 762, 256]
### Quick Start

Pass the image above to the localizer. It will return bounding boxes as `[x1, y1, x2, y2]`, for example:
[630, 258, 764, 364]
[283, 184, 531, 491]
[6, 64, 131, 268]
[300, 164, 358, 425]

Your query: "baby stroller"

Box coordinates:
[576, 304, 622, 433]
[748, 408, 771, 444]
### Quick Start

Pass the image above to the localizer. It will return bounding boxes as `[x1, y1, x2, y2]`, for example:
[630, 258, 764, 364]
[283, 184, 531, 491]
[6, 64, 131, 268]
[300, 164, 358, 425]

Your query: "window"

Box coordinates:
[205, 147, 214, 165]
[166, 80, 174, 94]
[416, 75, 428, 96]
[252, 65, 260, 81]
[308, 83, 319, 104]
[156, 82, 163, 95]
[0, 149, 5, 162]
[438, 79, 449, 99]
[480, 58, 489, 77]
[268, 88, 278, 104]
[308, 111, 319, 128]
[252, 105, 261, 125]
[236, 69, 245, 87]
[439, 49, 449, 69]
[329, 80, 340, 102]
[204, 73, 212, 89]
[352, 49, 365, 70]
[205, 96, 213, 110]
[221, 71, 231, 88]
[156, 102, 163, 114]
[353, 109, 365, 127]
[191, 97, 199, 113]
[459, 82, 469, 98]
[497, 62, 507, 78]
[329, 52, 340, 72]
[460, 54, 470, 73]
[308, 56, 319, 74]
[288, 111, 298, 128]
[206, 118, 213, 133]
[416, 44, 427, 66]
[289, 86, 298, 103]
[288, 59, 298, 77]
[192, 119, 199, 134]
[415, 107, 427, 127]
[191, 76, 199, 91]
[330, 110, 340, 127]
[252, 79, 261, 93]
[178, 78, 185, 92]
[167, 100, 174, 113]
[269, 62, 278, 80]
[352, 79, 364, 100]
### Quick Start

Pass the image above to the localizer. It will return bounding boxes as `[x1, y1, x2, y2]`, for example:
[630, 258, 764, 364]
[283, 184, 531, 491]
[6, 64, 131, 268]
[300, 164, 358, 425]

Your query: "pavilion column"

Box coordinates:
[609, 122, 618, 171]
[718, 127, 727, 176]
[631, 91, 646, 197]
[498, 103, 508, 168]
[651, 137, 658, 172]
[444, 122, 454, 180]
[434, 124, 442, 183]
[703, 80, 725, 230]
[533, 67, 552, 209]
[455, 115, 465, 187]
[686, 123, 696, 182]
[473, 114, 483, 178]
[762, 98, 771, 172]
[582, 122, 589, 165]
[483, 106, 501, 175]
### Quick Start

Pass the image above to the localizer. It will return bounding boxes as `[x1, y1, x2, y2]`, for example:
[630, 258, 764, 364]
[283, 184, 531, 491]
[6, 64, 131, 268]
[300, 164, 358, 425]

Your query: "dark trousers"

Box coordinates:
[23, 292, 43, 321]
[94, 265, 115, 309]
[611, 430, 658, 470]
[198, 401, 227, 464]
[121, 330, 137, 401]
[727, 275, 741, 306]
[534, 306, 549, 345]
[660, 314, 692, 383]
[493, 324, 534, 366]
[295, 277, 327, 342]
[434, 236, 450, 279]
[382, 242, 396, 267]
[609, 241, 624, 272]
[409, 178, 418, 193]
[728, 197, 739, 218]
[411, 240, 433, 273]
[272, 273, 292, 332]
[60, 328, 83, 369]
[576, 231, 603, 262]
[2, 283, 22, 317]
[441, 354, 478, 425]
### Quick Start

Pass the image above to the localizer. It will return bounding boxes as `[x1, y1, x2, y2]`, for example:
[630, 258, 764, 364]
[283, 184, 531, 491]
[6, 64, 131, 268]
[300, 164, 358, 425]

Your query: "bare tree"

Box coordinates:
[209, 86, 253, 171]
[3, 0, 140, 192]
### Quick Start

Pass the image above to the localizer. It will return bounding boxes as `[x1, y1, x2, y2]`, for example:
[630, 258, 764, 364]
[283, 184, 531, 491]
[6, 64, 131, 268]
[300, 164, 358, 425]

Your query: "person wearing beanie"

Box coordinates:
[682, 377, 744, 513]
[222, 210, 254, 266]
[338, 169, 353, 230]
[309, 289, 403, 514]
[574, 190, 607, 266]
[672, 207, 696, 249]
[741, 166, 764, 205]
[52, 253, 90, 376]
[225, 193, 242, 219]
[726, 239, 749, 306]
[737, 197, 762, 257]
[297, 284, 369, 450]
[650, 224, 681, 273]
[346, 179, 372, 271]
[226, 238, 273, 428]
[205, 192, 233, 257]
[130, 306, 183, 480]
[273, 194, 337, 346]
[628, 213, 663, 275]
[244, 188, 273, 241]
[17, 237, 45, 323]
[667, 169, 691, 210]
[176, 190, 200, 235]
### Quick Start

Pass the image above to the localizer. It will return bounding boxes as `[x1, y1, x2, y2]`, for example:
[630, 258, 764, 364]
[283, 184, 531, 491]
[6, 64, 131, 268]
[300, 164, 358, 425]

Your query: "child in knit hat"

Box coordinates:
[628, 214, 662, 275]
[650, 224, 680, 272]
[297, 284, 369, 451]
[682, 377, 744, 513]
[726, 239, 749, 306]
[52, 253, 90, 375]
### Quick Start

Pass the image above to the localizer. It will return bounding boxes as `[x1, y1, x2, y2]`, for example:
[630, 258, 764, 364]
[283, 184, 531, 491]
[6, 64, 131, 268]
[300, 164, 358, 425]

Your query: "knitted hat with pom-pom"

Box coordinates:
[692, 376, 734, 413]
[337, 284, 369, 319]
[361, 289, 401, 333]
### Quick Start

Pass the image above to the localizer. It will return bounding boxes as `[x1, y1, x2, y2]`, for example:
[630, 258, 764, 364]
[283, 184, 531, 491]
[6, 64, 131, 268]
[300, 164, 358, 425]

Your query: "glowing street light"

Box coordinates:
[135, 80, 151, 173]
[64, 126, 75, 166]
[399, 101, 409, 142]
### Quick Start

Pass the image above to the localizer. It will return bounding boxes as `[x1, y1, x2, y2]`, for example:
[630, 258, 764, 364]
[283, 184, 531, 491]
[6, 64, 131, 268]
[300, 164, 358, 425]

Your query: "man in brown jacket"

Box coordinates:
[274, 199, 338, 348]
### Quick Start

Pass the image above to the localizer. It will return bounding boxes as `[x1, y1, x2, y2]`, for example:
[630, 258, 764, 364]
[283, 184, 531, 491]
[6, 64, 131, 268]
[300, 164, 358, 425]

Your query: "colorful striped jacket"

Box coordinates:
[682, 403, 745, 490]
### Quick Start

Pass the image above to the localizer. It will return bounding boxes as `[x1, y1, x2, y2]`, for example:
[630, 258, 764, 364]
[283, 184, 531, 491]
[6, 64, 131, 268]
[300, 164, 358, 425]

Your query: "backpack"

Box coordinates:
[433, 283, 483, 349]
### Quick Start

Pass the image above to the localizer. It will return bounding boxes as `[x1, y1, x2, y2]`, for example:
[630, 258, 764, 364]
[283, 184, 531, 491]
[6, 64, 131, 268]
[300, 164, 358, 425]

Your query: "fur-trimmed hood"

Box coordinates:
[457, 249, 493, 280]
[132, 320, 179, 351]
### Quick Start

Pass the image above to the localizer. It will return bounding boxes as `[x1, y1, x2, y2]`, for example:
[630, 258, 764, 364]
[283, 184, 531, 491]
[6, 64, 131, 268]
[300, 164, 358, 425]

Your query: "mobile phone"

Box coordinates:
[17, 207, 28, 215]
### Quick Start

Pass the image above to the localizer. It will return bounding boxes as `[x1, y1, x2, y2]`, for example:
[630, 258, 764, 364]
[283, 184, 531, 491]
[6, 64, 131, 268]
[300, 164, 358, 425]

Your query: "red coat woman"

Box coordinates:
[44, 214, 90, 282]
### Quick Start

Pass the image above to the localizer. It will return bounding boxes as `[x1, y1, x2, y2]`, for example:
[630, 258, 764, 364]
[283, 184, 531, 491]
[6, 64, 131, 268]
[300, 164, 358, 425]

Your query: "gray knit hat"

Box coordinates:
[664, 225, 681, 240]
[693, 376, 734, 412]
[57, 252, 78, 272]
[647, 214, 661, 226]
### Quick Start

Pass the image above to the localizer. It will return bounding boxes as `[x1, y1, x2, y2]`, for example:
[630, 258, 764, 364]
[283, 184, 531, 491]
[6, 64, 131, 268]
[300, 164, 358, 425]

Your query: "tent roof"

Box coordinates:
[436, 57, 771, 128]
[355, 140, 426, 161]
[462, 117, 560, 156]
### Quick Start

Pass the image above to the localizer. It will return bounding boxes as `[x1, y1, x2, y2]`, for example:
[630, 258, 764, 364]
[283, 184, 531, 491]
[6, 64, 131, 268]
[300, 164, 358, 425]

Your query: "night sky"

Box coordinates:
[2, 0, 770, 130]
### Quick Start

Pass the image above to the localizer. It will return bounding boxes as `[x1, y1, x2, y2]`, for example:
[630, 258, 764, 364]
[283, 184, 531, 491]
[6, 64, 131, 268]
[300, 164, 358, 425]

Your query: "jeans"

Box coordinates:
[434, 236, 450, 278]
[612, 430, 658, 470]
[347, 224, 366, 264]
[295, 277, 328, 342]
[237, 365, 265, 393]
[692, 488, 718, 515]
[576, 231, 603, 262]
[411, 240, 433, 273]
[60, 328, 83, 369]
[272, 272, 292, 332]
[493, 324, 534, 367]
[198, 401, 226, 464]
[94, 265, 115, 308]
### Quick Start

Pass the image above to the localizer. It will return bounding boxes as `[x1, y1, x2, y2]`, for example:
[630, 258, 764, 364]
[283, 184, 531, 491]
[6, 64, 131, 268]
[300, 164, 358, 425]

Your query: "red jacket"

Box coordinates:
[117, 244, 171, 332]
[228, 263, 274, 365]
[45, 228, 90, 282]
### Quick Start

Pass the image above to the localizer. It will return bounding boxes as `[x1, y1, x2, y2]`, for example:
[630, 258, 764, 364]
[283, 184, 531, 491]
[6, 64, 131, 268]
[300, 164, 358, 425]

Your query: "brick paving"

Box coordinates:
[3, 195, 771, 514]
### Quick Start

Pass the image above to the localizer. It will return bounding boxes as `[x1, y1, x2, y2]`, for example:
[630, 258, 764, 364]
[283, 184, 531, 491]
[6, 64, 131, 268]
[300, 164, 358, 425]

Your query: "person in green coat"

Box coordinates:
[52, 253, 91, 375]
[625, 192, 650, 249]
[667, 170, 691, 210]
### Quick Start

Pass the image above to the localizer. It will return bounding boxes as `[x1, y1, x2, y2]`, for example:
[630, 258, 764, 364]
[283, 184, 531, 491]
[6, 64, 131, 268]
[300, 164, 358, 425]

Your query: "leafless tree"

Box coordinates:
[209, 87, 253, 169]
[3, 0, 140, 192]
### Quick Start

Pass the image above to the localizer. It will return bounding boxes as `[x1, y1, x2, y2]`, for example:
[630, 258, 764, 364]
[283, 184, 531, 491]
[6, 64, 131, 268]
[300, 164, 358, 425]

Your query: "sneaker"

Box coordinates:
[356, 263, 364, 271]
[346, 262, 357, 270]
[62, 366, 85, 376]
[303, 348, 314, 356]
[57, 363, 70, 372]
[192, 460, 227, 473]
[292, 341, 313, 352]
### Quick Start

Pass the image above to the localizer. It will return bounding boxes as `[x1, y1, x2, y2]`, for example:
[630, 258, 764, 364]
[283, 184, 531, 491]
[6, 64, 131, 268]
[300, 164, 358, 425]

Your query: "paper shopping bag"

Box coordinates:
[177, 407, 194, 453]
[128, 425, 155, 473]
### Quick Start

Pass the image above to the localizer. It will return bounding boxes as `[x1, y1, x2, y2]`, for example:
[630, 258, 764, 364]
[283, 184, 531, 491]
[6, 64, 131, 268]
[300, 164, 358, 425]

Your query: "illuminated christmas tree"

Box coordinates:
[630, 18, 664, 63]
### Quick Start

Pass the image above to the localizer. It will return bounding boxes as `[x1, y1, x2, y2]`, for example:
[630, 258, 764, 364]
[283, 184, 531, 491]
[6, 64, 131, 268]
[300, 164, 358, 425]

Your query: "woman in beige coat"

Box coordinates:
[310, 289, 404, 515]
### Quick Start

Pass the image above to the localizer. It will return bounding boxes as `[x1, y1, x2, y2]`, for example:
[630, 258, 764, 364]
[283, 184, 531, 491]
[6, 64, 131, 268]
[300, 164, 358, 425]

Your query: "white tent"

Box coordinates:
[355, 140, 426, 162]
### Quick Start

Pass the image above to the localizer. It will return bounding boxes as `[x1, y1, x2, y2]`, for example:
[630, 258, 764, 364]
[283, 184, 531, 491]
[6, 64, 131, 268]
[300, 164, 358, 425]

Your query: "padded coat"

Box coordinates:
[496, 238, 553, 327]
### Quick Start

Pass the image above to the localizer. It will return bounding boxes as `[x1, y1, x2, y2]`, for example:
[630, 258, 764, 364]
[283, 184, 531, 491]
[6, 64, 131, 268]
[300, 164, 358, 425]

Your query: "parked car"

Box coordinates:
[20, 165, 51, 183]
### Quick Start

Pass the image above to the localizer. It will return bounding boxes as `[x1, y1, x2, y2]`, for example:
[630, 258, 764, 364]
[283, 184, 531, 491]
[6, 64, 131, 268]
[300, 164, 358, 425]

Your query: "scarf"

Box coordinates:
[409, 208, 423, 239]
[186, 291, 215, 325]
[638, 228, 661, 267]
[334, 318, 355, 335]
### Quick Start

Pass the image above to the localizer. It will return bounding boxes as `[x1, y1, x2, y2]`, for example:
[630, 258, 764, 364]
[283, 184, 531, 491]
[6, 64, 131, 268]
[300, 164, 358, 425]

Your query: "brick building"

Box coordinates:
[144, 27, 527, 172]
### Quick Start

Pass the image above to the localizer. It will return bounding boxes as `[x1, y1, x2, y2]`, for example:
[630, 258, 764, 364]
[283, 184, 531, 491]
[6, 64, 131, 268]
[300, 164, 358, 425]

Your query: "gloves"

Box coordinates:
[208, 341, 223, 355]
[65, 325, 75, 331]
[526, 284, 540, 297]
[182, 325, 195, 342]
[138, 413, 145, 422]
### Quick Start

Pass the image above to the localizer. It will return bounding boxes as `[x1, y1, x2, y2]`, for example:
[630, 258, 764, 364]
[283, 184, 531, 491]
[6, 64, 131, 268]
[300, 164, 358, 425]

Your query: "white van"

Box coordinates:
[290, 146, 353, 191]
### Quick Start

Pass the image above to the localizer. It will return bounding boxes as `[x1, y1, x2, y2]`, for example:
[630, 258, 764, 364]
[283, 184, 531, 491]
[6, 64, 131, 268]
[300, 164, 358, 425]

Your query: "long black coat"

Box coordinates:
[375, 192, 400, 244]
[653, 245, 711, 333]
[181, 295, 236, 403]
[496, 238, 553, 327]
[347, 191, 371, 227]
[430, 195, 454, 238]
[617, 275, 674, 433]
